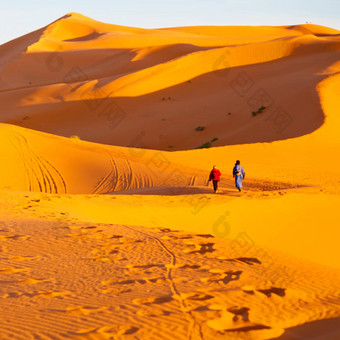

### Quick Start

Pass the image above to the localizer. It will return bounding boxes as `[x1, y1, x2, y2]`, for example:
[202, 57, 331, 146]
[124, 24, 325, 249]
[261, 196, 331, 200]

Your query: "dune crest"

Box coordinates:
[1, 14, 340, 340]
[1, 14, 340, 149]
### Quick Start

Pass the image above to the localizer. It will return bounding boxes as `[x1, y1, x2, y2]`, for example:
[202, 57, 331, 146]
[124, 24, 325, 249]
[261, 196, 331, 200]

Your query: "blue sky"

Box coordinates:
[1, 0, 340, 44]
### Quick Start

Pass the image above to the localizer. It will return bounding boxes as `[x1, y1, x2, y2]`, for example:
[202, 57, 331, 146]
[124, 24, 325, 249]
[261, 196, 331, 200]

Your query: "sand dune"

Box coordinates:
[1, 13, 340, 149]
[0, 203, 339, 340]
[0, 123, 220, 194]
[0, 123, 299, 194]
[1, 13, 340, 340]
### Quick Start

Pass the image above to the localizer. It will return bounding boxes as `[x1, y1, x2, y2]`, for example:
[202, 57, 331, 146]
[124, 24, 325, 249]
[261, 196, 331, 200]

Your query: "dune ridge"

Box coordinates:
[0, 13, 340, 340]
[1, 13, 340, 149]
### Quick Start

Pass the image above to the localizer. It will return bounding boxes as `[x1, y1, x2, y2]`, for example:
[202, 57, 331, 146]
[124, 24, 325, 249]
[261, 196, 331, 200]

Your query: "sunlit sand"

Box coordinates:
[0, 13, 340, 339]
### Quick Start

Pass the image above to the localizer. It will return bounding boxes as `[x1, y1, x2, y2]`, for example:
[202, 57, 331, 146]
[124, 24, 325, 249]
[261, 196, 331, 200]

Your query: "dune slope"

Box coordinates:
[0, 13, 340, 149]
[0, 13, 340, 340]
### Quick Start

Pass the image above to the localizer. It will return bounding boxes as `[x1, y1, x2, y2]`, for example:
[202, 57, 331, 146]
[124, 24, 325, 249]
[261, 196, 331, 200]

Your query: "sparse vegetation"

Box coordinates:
[197, 137, 218, 149]
[252, 106, 266, 117]
[195, 126, 205, 132]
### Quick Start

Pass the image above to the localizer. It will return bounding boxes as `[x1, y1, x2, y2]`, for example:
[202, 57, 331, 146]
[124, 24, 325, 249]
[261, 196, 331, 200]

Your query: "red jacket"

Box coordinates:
[209, 168, 221, 181]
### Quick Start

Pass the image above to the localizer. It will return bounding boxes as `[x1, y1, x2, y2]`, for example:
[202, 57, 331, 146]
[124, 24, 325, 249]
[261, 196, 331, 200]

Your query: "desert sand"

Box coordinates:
[0, 12, 340, 339]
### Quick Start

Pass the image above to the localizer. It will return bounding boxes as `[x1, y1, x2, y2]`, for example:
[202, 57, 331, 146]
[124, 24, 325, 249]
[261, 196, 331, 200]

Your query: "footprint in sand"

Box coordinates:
[34, 291, 70, 298]
[257, 287, 286, 297]
[0, 235, 29, 241]
[66, 306, 108, 315]
[143, 276, 165, 284]
[102, 276, 158, 286]
[220, 257, 262, 265]
[9, 255, 40, 261]
[68, 226, 84, 230]
[67, 232, 101, 239]
[90, 248, 126, 262]
[207, 305, 249, 331]
[102, 278, 135, 285]
[124, 263, 164, 276]
[116, 237, 142, 244]
[183, 241, 215, 254]
[174, 292, 215, 302]
[137, 308, 169, 317]
[126, 264, 163, 270]
[0, 267, 30, 274]
[102, 287, 132, 294]
[3, 290, 70, 299]
[105, 234, 124, 239]
[207, 304, 283, 337]
[196, 234, 214, 238]
[104, 274, 165, 286]
[75, 325, 138, 338]
[160, 235, 193, 240]
[91, 254, 126, 262]
[133, 295, 173, 305]
[241, 285, 256, 294]
[91, 244, 119, 256]
[90, 257, 110, 262]
[19, 278, 53, 285]
[3, 292, 24, 298]
[201, 270, 242, 284]
[154, 227, 176, 233]
[165, 263, 201, 270]
[241, 286, 286, 297]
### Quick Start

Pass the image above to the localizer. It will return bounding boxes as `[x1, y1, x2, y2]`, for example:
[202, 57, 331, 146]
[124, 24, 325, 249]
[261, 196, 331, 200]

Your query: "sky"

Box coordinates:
[1, 0, 340, 44]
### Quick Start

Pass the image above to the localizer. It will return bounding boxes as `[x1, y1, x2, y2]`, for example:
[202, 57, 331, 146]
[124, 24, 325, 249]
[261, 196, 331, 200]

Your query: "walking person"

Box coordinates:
[209, 165, 221, 193]
[233, 160, 245, 192]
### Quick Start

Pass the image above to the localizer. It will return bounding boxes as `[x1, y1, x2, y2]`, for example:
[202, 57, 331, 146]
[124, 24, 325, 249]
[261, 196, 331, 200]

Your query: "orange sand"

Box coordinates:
[0, 13, 340, 339]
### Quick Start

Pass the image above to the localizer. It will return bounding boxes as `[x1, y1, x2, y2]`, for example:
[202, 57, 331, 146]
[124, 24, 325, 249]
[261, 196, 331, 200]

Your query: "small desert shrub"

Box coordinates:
[252, 106, 266, 117]
[195, 126, 205, 132]
[197, 137, 218, 149]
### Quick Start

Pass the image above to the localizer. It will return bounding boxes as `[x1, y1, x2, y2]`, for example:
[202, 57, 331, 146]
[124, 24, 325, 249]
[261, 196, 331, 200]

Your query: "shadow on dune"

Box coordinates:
[106, 181, 299, 196]
[106, 186, 228, 196]
[3, 46, 340, 150]
[2, 27, 340, 151]
[276, 317, 340, 340]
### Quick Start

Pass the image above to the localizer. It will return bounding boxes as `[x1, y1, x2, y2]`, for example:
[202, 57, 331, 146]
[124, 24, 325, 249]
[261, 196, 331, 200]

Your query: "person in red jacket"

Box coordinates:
[209, 165, 221, 193]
